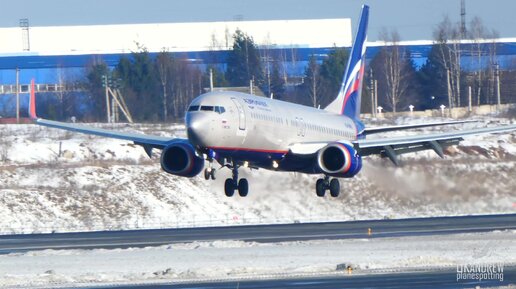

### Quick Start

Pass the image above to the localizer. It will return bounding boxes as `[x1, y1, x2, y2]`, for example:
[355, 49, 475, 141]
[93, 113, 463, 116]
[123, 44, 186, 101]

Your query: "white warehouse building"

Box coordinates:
[0, 19, 352, 56]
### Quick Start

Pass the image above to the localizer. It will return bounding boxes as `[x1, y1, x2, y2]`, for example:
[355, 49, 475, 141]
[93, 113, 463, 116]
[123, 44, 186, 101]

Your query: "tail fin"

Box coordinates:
[29, 79, 37, 119]
[324, 5, 369, 120]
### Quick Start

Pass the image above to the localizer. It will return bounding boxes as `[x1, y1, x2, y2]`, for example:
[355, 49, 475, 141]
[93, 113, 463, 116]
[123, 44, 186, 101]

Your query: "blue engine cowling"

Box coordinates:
[160, 141, 204, 177]
[316, 142, 362, 178]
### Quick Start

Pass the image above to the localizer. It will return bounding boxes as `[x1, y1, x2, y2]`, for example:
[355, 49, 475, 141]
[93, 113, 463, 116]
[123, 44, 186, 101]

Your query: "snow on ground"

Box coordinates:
[0, 230, 514, 287]
[0, 117, 515, 234]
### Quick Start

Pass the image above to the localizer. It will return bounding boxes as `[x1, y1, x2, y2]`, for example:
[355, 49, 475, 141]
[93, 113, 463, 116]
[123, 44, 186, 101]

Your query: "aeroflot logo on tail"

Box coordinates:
[243, 99, 268, 107]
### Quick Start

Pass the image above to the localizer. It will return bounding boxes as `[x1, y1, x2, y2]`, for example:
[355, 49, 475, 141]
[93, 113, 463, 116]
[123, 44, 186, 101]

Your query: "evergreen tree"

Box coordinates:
[225, 30, 264, 87]
[269, 61, 285, 99]
[203, 65, 228, 89]
[319, 47, 350, 107]
[115, 45, 161, 121]
[85, 62, 109, 121]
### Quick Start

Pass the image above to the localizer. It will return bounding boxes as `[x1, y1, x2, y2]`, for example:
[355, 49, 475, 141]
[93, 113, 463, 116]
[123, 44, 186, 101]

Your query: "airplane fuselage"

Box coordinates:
[186, 91, 358, 171]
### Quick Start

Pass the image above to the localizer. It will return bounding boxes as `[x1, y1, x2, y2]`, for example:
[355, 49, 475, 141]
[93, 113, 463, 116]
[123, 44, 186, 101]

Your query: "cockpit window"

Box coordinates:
[200, 105, 214, 111]
[188, 105, 199, 111]
[214, 106, 226, 114]
[195, 105, 226, 114]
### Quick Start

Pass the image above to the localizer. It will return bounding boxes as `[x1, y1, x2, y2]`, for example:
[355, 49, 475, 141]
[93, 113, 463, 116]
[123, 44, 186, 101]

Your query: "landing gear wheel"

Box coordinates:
[329, 178, 340, 197]
[224, 179, 235, 197]
[238, 178, 249, 197]
[204, 168, 211, 180]
[224, 160, 251, 197]
[210, 169, 216, 180]
[316, 179, 326, 197]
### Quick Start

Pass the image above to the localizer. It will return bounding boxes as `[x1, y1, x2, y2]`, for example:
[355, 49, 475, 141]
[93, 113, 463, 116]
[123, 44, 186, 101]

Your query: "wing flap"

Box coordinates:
[362, 120, 477, 135]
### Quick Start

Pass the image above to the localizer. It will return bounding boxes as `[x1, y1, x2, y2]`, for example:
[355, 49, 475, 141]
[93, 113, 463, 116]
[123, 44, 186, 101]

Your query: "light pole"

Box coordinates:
[495, 63, 501, 112]
[101, 75, 110, 123]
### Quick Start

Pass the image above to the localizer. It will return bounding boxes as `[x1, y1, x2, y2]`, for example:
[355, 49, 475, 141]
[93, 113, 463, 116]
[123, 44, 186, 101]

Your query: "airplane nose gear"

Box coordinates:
[224, 161, 249, 197]
[315, 176, 340, 197]
[204, 158, 215, 180]
[204, 166, 216, 180]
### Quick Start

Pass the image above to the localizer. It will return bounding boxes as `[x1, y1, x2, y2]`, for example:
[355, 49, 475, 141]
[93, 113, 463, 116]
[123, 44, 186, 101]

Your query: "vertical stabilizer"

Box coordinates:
[324, 5, 369, 120]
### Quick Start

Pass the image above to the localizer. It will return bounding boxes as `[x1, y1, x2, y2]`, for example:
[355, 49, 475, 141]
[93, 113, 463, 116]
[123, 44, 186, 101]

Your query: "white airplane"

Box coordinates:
[29, 5, 516, 198]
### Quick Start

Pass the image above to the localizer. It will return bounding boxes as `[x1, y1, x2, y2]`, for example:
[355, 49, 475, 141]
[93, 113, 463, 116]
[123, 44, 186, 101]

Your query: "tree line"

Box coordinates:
[365, 16, 515, 114]
[45, 15, 516, 122]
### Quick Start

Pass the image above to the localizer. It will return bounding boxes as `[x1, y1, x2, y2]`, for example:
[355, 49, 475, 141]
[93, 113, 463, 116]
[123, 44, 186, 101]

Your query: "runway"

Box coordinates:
[80, 266, 516, 289]
[0, 213, 514, 254]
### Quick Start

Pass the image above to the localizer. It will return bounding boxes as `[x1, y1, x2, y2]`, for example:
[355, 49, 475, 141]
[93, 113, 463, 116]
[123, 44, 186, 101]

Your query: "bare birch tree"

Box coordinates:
[433, 16, 462, 108]
[469, 16, 486, 106]
[379, 28, 409, 112]
[156, 49, 171, 121]
[305, 55, 321, 108]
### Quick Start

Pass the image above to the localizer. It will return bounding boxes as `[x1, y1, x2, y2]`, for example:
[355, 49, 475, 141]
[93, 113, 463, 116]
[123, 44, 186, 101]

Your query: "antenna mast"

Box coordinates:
[460, 0, 466, 39]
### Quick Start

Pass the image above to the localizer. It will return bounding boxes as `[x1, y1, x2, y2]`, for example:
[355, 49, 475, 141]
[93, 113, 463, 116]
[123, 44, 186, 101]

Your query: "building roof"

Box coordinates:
[0, 19, 352, 56]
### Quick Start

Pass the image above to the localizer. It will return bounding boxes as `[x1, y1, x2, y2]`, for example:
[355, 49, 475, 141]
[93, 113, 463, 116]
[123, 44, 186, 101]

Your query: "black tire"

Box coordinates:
[329, 178, 340, 197]
[238, 178, 249, 197]
[204, 169, 210, 180]
[224, 178, 235, 197]
[316, 179, 325, 197]
[210, 169, 216, 180]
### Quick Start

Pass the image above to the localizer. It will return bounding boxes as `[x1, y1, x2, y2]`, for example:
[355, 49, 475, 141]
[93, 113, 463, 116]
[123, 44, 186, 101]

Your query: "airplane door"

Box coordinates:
[295, 117, 306, 137]
[231, 98, 246, 130]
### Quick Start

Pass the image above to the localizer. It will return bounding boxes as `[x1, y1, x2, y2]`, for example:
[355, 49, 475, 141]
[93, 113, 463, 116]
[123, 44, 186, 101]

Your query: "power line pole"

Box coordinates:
[468, 86, 472, 112]
[15, 68, 20, 123]
[374, 80, 378, 117]
[495, 63, 501, 111]
[447, 69, 453, 116]
[102, 75, 111, 123]
[369, 69, 374, 116]
[209, 69, 214, 92]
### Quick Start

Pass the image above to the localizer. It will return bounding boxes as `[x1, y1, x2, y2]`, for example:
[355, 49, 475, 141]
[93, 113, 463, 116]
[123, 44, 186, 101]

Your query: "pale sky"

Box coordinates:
[2, 0, 516, 41]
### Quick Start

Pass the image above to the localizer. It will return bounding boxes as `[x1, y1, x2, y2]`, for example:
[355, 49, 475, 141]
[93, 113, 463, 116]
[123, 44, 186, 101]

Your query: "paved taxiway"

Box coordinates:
[78, 266, 516, 289]
[0, 213, 514, 254]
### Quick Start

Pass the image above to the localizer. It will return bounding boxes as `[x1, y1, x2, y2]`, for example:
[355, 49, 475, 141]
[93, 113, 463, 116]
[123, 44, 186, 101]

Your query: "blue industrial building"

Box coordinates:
[1, 41, 516, 85]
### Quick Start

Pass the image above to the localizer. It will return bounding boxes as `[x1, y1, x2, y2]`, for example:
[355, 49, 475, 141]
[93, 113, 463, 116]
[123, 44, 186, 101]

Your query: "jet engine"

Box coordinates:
[160, 141, 204, 177]
[316, 142, 362, 178]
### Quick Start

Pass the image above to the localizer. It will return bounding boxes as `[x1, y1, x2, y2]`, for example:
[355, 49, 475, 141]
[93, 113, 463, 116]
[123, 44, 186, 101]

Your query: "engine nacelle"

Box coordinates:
[160, 141, 204, 177]
[316, 142, 362, 178]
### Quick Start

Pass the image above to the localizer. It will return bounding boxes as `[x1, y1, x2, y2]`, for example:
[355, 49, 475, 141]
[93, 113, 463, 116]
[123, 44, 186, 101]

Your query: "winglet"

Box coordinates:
[29, 79, 37, 119]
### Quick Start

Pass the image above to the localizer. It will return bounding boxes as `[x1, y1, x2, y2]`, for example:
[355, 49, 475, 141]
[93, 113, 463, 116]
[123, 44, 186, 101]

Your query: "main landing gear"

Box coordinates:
[224, 162, 249, 197]
[315, 176, 340, 198]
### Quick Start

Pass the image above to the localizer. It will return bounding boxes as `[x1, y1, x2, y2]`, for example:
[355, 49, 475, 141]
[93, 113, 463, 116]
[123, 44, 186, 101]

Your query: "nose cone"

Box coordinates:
[186, 112, 210, 146]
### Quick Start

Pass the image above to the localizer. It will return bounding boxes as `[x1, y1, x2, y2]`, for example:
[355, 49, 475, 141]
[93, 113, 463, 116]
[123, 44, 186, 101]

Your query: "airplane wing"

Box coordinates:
[362, 120, 477, 135]
[35, 118, 175, 149]
[29, 80, 180, 157]
[354, 124, 516, 165]
[287, 124, 516, 166]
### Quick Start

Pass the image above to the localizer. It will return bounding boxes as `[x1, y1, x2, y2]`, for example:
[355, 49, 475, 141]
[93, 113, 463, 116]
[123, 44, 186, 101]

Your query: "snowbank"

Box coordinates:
[0, 117, 515, 234]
